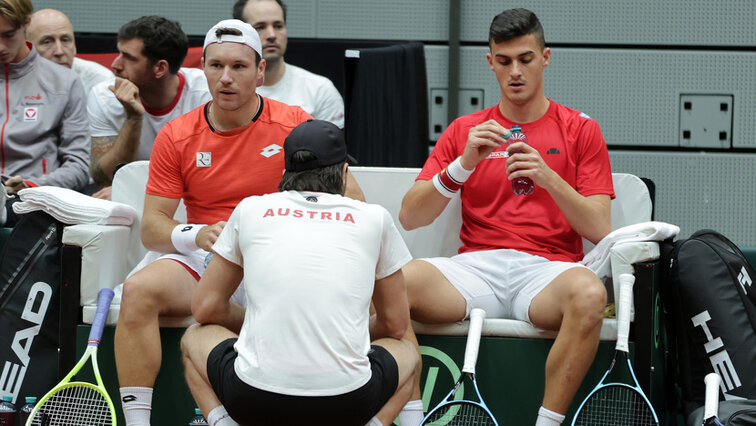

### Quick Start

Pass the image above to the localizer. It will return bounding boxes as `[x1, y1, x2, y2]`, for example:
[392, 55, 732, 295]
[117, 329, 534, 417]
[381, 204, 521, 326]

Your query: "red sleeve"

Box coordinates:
[145, 121, 184, 199]
[575, 118, 615, 199]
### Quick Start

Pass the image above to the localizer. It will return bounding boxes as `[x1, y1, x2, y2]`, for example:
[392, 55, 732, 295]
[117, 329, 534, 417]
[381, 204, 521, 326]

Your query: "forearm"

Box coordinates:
[369, 313, 407, 341]
[399, 179, 452, 230]
[91, 119, 143, 186]
[140, 211, 181, 253]
[196, 299, 245, 334]
[542, 173, 611, 244]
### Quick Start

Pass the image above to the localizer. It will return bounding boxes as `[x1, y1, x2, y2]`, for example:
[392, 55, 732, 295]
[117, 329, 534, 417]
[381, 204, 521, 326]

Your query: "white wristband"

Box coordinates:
[171, 224, 203, 255]
[432, 157, 474, 198]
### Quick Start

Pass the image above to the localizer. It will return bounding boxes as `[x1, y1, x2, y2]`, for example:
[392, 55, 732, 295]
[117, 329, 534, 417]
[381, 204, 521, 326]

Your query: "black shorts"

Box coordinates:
[206, 338, 399, 426]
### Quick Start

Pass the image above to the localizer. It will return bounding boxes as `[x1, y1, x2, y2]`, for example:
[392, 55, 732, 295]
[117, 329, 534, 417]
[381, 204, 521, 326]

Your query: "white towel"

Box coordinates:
[13, 186, 138, 226]
[581, 221, 679, 277]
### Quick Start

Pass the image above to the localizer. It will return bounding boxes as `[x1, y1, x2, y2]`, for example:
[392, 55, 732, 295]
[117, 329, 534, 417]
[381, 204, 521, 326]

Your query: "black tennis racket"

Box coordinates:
[703, 373, 724, 426]
[420, 308, 498, 425]
[571, 273, 659, 425]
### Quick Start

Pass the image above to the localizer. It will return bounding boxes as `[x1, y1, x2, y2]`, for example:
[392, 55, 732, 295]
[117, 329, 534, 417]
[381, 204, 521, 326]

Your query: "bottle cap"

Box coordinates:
[195, 407, 202, 415]
[25, 396, 37, 403]
[1, 395, 11, 402]
[511, 125, 522, 132]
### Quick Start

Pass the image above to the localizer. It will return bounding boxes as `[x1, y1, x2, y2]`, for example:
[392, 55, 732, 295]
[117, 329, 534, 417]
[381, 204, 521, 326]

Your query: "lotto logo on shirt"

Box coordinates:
[260, 144, 282, 158]
[23, 107, 38, 122]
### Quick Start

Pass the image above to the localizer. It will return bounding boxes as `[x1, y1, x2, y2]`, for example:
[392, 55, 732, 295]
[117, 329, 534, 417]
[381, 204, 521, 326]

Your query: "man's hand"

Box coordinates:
[461, 119, 510, 170]
[505, 142, 556, 189]
[4, 175, 29, 195]
[110, 77, 145, 119]
[196, 221, 227, 251]
[92, 186, 112, 200]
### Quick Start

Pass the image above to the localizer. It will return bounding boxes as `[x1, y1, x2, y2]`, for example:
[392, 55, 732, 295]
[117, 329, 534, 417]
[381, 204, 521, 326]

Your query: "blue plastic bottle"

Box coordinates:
[17, 396, 37, 426]
[508, 125, 535, 195]
[0, 396, 16, 426]
[188, 407, 208, 426]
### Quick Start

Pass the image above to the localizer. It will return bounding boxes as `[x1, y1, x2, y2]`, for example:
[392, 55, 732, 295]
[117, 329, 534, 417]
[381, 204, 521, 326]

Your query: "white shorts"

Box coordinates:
[125, 249, 246, 305]
[421, 249, 589, 323]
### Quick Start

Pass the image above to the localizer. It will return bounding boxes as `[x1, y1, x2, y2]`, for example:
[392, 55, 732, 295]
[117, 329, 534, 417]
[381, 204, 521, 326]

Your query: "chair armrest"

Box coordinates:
[62, 224, 131, 306]
[609, 241, 661, 304]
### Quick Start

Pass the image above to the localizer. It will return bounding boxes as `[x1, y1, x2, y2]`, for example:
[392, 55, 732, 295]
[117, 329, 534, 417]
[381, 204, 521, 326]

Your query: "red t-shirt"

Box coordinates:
[418, 101, 614, 262]
[146, 97, 311, 224]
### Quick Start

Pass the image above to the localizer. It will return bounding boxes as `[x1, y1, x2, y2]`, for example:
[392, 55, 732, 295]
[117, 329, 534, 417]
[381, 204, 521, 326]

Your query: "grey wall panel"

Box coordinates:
[609, 151, 756, 245]
[33, 0, 236, 36]
[280, 0, 318, 37]
[459, 46, 756, 148]
[312, 0, 449, 40]
[460, 0, 756, 47]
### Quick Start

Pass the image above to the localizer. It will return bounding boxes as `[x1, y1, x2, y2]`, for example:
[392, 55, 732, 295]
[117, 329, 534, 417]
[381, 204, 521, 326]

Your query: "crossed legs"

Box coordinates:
[181, 325, 418, 426]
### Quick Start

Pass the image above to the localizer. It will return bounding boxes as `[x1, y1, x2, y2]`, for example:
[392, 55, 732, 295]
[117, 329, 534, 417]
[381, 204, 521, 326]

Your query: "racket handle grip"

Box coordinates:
[703, 372, 721, 421]
[462, 308, 485, 374]
[89, 288, 115, 345]
[615, 273, 634, 352]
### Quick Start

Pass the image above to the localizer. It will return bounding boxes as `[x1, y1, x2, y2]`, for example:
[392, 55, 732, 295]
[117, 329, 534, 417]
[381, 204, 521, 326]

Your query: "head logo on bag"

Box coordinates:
[0, 281, 53, 401]
[738, 267, 752, 296]
[691, 310, 742, 400]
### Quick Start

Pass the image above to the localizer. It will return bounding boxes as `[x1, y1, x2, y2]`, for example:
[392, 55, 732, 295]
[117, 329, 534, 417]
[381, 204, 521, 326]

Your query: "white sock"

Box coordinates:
[120, 387, 153, 426]
[207, 406, 239, 426]
[365, 417, 383, 426]
[535, 406, 565, 426]
[397, 400, 424, 426]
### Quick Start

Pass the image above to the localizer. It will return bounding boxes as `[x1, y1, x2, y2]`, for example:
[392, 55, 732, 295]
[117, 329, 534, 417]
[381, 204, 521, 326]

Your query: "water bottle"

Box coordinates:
[508, 125, 535, 196]
[17, 396, 36, 426]
[188, 407, 208, 426]
[0, 396, 16, 426]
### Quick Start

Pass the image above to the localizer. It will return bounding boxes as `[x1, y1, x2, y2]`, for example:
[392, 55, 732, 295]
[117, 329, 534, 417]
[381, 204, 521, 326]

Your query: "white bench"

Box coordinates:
[63, 161, 658, 338]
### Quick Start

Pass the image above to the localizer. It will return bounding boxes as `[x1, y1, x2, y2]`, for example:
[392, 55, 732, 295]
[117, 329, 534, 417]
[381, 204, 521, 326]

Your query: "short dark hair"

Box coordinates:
[279, 151, 345, 194]
[489, 8, 545, 50]
[118, 16, 188, 74]
[232, 0, 287, 23]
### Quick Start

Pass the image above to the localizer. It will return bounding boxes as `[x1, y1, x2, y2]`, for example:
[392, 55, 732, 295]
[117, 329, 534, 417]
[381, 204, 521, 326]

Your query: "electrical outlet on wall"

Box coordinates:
[679, 94, 734, 148]
[459, 89, 485, 117]
[429, 88, 448, 141]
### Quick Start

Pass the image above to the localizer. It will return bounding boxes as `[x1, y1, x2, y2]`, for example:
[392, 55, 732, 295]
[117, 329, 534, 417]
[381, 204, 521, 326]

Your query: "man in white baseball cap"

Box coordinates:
[113, 18, 349, 426]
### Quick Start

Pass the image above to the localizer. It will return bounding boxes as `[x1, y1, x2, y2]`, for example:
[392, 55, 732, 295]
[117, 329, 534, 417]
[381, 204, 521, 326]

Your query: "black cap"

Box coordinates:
[284, 119, 348, 172]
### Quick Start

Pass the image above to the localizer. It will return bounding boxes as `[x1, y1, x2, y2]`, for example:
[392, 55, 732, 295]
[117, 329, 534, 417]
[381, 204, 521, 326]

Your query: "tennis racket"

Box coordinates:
[26, 287, 117, 425]
[571, 273, 659, 426]
[421, 308, 498, 425]
[703, 373, 724, 426]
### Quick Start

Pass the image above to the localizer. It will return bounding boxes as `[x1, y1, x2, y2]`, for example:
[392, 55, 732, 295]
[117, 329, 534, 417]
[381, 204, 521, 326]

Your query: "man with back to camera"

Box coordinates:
[114, 19, 364, 426]
[180, 119, 418, 426]
[233, 0, 345, 128]
[0, 0, 90, 225]
[87, 15, 211, 199]
[26, 9, 113, 95]
[398, 9, 614, 425]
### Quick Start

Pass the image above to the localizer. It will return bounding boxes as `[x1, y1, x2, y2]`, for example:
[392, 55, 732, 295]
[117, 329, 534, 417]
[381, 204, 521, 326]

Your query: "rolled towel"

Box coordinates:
[13, 186, 138, 226]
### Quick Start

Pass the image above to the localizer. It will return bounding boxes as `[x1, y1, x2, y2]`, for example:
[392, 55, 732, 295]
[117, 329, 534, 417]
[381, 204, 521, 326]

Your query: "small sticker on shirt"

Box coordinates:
[23, 107, 38, 122]
[196, 152, 211, 167]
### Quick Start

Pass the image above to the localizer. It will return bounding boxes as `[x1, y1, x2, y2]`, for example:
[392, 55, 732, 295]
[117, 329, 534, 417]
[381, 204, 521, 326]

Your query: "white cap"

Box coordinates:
[203, 19, 262, 58]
